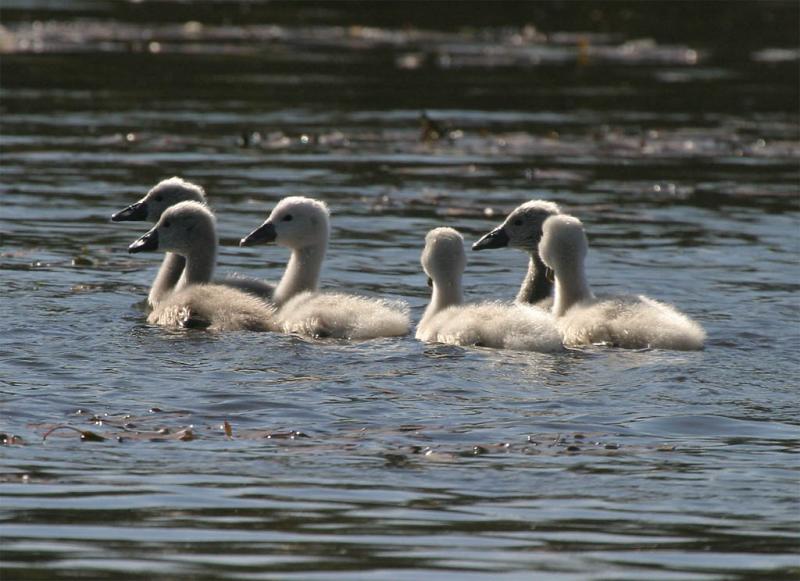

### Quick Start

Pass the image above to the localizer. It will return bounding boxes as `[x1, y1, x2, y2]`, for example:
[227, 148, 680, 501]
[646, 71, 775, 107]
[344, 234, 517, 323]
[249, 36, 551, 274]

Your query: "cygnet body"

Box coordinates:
[416, 227, 563, 352]
[240, 196, 409, 339]
[539, 214, 706, 350]
[472, 200, 561, 306]
[129, 201, 275, 332]
[112, 177, 274, 306]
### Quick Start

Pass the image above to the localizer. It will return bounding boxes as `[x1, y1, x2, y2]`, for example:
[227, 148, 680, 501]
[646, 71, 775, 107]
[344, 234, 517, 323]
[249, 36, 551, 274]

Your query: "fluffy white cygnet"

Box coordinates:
[240, 196, 409, 339]
[539, 214, 706, 350]
[129, 201, 275, 332]
[473, 200, 561, 306]
[112, 177, 208, 224]
[416, 227, 563, 352]
[277, 291, 409, 340]
[113, 177, 274, 306]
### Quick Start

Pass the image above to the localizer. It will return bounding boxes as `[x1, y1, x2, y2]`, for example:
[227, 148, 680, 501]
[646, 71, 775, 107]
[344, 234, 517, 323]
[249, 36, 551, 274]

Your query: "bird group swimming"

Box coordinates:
[112, 177, 706, 351]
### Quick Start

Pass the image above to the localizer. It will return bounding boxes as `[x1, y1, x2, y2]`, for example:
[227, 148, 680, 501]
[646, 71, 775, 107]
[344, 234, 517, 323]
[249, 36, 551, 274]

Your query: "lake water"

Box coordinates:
[1, 2, 799, 579]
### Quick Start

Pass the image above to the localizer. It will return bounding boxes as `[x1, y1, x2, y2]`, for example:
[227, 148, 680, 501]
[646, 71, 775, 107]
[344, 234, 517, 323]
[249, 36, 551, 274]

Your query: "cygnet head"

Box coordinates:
[240, 196, 330, 250]
[421, 227, 466, 287]
[112, 177, 207, 223]
[473, 200, 561, 252]
[129, 200, 216, 256]
[539, 214, 588, 275]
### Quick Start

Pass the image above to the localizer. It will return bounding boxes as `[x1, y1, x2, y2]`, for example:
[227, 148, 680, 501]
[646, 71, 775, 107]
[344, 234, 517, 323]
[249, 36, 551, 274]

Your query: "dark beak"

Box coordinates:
[240, 222, 276, 247]
[545, 267, 555, 283]
[111, 201, 148, 222]
[427, 277, 433, 288]
[472, 226, 509, 251]
[128, 229, 159, 253]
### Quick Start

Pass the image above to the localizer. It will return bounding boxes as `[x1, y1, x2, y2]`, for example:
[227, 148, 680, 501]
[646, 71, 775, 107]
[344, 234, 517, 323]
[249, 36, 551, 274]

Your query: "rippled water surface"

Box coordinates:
[1, 2, 799, 579]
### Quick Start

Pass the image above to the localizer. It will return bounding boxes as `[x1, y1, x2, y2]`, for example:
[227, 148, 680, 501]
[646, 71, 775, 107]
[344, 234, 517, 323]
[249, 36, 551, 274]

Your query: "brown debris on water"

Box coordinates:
[71, 255, 94, 267]
[420, 111, 445, 143]
[383, 453, 412, 468]
[1, 433, 24, 445]
[28, 412, 676, 461]
[42, 425, 106, 443]
[263, 430, 310, 440]
[177, 428, 195, 442]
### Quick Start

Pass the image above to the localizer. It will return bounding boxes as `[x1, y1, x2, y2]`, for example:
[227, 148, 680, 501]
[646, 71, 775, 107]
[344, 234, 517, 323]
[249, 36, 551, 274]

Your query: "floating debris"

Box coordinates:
[237, 130, 262, 148]
[1, 433, 24, 445]
[42, 426, 106, 443]
[177, 428, 194, 442]
[383, 453, 411, 468]
[420, 112, 444, 142]
[27, 413, 675, 460]
[71, 256, 93, 266]
[264, 430, 310, 440]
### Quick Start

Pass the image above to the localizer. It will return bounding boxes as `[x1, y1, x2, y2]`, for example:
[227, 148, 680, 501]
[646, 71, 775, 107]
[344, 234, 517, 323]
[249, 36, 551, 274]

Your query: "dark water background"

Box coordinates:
[1, 1, 799, 579]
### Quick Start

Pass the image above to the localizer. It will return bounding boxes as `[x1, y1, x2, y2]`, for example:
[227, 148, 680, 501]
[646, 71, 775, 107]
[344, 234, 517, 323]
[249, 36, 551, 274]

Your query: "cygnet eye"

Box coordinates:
[282, 214, 293, 222]
[513, 219, 523, 226]
[163, 220, 171, 228]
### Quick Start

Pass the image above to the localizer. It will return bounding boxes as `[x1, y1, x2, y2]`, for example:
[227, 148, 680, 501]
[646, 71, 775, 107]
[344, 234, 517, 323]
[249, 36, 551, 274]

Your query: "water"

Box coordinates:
[1, 2, 799, 579]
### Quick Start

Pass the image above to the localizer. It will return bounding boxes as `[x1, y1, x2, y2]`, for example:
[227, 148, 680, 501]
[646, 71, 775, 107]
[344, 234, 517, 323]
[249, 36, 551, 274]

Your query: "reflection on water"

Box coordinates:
[1, 1, 799, 580]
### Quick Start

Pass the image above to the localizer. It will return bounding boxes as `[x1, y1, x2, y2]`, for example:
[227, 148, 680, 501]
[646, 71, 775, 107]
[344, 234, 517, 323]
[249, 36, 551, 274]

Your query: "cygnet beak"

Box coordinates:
[472, 226, 509, 250]
[112, 201, 148, 222]
[240, 222, 276, 247]
[545, 267, 555, 283]
[427, 277, 433, 288]
[128, 229, 159, 253]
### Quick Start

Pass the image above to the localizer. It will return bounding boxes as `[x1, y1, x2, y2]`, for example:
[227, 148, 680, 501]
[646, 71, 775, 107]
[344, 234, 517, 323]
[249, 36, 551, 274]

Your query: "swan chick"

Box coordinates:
[113, 177, 273, 305]
[539, 214, 706, 350]
[111, 177, 206, 223]
[112, 177, 207, 306]
[240, 196, 409, 339]
[417, 227, 563, 352]
[129, 201, 275, 332]
[277, 291, 409, 340]
[472, 200, 561, 306]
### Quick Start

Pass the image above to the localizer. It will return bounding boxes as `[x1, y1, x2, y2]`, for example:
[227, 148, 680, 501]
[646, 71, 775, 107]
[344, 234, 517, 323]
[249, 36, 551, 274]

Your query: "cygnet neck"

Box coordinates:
[175, 230, 217, 290]
[517, 251, 553, 304]
[148, 252, 186, 307]
[433, 277, 464, 311]
[273, 241, 327, 306]
[552, 261, 593, 316]
[420, 274, 463, 328]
